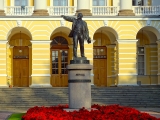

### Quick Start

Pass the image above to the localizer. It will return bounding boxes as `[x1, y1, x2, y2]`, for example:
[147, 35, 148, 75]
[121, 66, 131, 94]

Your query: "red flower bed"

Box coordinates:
[22, 104, 160, 120]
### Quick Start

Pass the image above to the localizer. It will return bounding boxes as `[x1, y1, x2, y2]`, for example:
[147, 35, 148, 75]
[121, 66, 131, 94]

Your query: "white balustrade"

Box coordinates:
[92, 6, 119, 16]
[5, 6, 34, 16]
[4, 5, 160, 16]
[133, 6, 160, 16]
[48, 6, 76, 16]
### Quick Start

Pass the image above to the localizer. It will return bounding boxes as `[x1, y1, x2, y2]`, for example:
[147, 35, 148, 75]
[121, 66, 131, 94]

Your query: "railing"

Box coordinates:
[92, 6, 119, 16]
[4, 6, 160, 16]
[133, 6, 160, 15]
[47, 6, 76, 16]
[5, 6, 34, 16]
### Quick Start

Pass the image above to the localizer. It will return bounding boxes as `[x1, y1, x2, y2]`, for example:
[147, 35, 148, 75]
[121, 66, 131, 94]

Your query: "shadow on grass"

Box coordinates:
[7, 113, 25, 120]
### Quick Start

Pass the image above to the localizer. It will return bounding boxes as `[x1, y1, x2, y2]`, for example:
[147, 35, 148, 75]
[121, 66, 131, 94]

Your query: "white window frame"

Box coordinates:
[50, 0, 69, 6]
[11, 0, 30, 6]
[137, 46, 146, 75]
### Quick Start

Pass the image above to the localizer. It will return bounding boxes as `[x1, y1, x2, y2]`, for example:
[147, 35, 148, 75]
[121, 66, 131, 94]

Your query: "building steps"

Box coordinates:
[0, 86, 159, 111]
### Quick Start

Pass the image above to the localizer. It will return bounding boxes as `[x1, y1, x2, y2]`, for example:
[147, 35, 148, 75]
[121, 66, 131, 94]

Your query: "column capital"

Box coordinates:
[31, 40, 51, 44]
[117, 39, 138, 44]
[0, 40, 8, 44]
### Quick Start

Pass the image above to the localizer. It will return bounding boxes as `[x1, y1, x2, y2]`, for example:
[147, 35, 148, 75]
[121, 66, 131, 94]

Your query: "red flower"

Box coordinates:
[22, 104, 160, 120]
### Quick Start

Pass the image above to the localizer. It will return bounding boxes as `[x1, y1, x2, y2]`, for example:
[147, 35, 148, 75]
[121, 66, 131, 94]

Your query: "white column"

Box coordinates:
[32, 0, 49, 16]
[118, 0, 135, 16]
[0, 0, 5, 16]
[76, 0, 92, 16]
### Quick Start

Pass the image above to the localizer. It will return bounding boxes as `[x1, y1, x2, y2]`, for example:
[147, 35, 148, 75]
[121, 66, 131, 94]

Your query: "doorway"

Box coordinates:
[50, 36, 69, 87]
[13, 46, 29, 87]
[93, 47, 107, 86]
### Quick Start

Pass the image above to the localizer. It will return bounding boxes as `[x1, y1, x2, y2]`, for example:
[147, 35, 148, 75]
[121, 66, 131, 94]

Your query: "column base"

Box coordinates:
[76, 9, 92, 16]
[0, 10, 5, 16]
[0, 85, 8, 88]
[32, 9, 49, 16]
[118, 9, 135, 16]
[30, 84, 52, 87]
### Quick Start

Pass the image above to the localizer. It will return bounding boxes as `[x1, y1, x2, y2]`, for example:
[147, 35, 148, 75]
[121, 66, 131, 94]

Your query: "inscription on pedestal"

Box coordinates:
[76, 74, 85, 76]
[70, 60, 89, 64]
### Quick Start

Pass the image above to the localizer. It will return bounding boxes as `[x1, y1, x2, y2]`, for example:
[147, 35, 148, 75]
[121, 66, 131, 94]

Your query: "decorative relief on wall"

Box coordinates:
[60, 20, 66, 26]
[146, 20, 151, 26]
[17, 20, 22, 27]
[103, 20, 108, 26]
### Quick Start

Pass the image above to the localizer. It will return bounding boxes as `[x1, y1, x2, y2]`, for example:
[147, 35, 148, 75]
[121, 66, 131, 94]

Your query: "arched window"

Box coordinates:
[51, 36, 68, 46]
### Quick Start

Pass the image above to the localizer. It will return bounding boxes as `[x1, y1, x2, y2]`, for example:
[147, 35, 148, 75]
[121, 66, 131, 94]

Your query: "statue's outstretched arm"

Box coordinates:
[61, 15, 75, 22]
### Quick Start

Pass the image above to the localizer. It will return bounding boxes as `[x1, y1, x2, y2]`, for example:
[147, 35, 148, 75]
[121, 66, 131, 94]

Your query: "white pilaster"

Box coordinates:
[0, 40, 8, 87]
[32, 0, 49, 16]
[76, 0, 92, 16]
[0, 0, 5, 16]
[116, 40, 138, 86]
[118, 0, 135, 16]
[30, 40, 52, 87]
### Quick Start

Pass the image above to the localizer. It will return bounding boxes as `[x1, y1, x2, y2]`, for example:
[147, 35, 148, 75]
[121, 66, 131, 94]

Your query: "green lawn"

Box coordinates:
[7, 113, 25, 120]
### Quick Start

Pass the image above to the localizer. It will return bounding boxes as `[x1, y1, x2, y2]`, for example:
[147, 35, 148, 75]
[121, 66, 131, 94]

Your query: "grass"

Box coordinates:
[7, 113, 25, 120]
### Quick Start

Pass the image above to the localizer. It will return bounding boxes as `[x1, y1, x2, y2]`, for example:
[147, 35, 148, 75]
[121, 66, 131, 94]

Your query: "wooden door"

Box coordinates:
[51, 50, 68, 87]
[13, 59, 29, 87]
[13, 46, 29, 87]
[93, 47, 107, 86]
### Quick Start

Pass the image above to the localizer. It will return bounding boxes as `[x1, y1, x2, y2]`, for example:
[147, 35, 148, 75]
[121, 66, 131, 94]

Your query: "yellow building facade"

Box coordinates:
[0, 0, 160, 87]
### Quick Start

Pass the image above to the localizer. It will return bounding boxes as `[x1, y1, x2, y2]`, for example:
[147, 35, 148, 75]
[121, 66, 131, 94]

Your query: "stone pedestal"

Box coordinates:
[76, 9, 92, 16]
[118, 10, 135, 16]
[67, 58, 93, 109]
[32, 10, 49, 16]
[0, 10, 5, 16]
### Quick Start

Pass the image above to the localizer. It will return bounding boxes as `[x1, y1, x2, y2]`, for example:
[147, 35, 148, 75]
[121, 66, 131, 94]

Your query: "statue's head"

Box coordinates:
[77, 13, 83, 19]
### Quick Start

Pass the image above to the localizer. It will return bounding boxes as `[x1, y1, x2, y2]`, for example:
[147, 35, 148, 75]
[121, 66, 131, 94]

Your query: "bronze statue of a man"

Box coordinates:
[61, 13, 91, 58]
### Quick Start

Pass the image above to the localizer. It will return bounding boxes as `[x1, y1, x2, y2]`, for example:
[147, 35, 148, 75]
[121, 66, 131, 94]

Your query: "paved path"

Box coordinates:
[0, 108, 160, 120]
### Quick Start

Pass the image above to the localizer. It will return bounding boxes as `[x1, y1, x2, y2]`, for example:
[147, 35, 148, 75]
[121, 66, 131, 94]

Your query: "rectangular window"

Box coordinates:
[137, 47, 145, 75]
[93, 0, 105, 6]
[53, 0, 67, 6]
[52, 51, 59, 74]
[15, 0, 28, 6]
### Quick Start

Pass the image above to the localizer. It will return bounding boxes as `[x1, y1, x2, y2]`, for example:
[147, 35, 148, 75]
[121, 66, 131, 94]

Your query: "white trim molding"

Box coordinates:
[31, 74, 51, 77]
[117, 39, 138, 44]
[0, 40, 8, 44]
[31, 40, 51, 44]
[0, 74, 7, 76]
